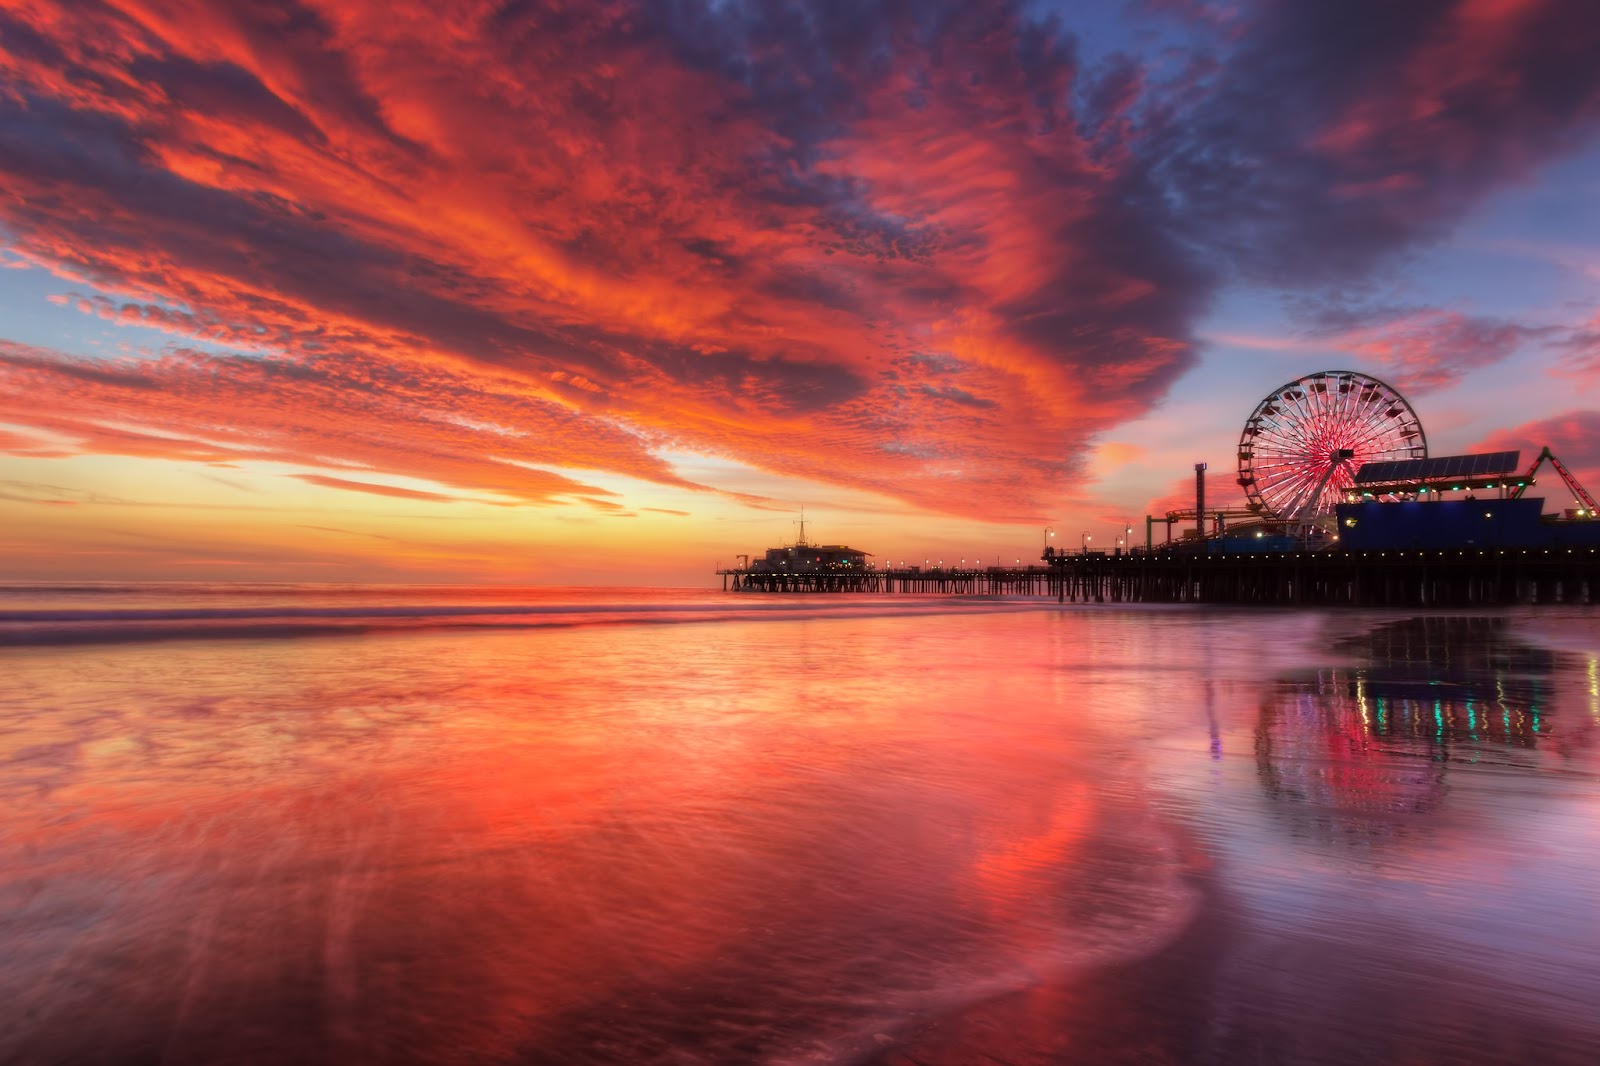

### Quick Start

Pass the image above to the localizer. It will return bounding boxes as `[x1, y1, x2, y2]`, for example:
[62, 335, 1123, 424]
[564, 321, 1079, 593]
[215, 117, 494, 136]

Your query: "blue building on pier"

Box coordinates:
[1334, 450, 1600, 551]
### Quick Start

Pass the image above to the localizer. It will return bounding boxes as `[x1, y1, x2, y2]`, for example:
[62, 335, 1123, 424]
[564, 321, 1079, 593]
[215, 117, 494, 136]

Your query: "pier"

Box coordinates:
[721, 565, 1056, 595]
[718, 546, 1600, 605]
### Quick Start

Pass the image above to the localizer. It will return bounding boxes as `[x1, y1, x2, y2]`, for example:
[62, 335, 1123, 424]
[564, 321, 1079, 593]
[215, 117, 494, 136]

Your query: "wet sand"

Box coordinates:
[3, 593, 1598, 1064]
[870, 857, 1599, 1066]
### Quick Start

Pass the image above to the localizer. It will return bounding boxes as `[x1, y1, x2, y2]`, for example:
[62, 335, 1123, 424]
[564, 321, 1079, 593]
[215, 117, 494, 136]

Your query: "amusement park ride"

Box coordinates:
[1511, 446, 1599, 517]
[1151, 369, 1596, 549]
[1239, 371, 1423, 523]
[719, 368, 1599, 601]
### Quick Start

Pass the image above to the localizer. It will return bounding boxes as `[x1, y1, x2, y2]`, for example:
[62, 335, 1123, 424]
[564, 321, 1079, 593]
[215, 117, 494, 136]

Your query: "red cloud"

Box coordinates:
[0, 0, 1208, 522]
[0, 0, 1596, 528]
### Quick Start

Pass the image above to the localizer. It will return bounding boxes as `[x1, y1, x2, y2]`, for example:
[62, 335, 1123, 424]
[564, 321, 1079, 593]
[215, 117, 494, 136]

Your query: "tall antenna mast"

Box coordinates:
[795, 505, 808, 547]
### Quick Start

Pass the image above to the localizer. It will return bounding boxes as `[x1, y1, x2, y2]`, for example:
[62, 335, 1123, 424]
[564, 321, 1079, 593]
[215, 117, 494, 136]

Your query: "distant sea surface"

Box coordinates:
[3, 583, 1599, 1064]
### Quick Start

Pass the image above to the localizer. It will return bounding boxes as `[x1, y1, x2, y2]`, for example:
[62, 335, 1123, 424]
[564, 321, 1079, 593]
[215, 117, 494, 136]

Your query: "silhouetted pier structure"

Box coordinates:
[721, 566, 1056, 595]
[718, 547, 1599, 605]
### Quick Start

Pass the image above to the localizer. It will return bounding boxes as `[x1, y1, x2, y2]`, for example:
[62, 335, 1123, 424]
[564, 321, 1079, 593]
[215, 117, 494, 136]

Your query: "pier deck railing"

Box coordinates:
[716, 547, 1599, 606]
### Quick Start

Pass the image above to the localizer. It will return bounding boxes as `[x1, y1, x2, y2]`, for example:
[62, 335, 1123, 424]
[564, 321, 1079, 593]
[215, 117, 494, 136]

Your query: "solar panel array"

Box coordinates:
[1353, 450, 1521, 486]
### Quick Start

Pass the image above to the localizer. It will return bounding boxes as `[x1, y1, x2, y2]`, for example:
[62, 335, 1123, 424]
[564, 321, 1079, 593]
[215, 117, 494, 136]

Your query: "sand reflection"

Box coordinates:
[1, 611, 1202, 1064]
[1253, 617, 1575, 843]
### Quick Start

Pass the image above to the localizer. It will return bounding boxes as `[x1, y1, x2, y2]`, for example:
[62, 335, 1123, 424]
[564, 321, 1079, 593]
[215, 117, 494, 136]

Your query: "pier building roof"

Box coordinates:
[1352, 450, 1521, 494]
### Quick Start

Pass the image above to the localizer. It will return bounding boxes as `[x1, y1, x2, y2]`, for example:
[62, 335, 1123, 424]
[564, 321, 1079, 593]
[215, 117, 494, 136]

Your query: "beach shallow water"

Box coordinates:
[2, 587, 1598, 1064]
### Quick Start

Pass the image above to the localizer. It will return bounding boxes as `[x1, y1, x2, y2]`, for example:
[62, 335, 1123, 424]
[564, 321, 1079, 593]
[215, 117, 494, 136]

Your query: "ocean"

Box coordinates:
[3, 584, 1598, 1064]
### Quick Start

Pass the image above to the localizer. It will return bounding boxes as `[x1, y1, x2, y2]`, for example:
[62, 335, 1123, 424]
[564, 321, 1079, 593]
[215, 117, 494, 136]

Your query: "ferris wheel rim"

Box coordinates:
[1236, 369, 1427, 522]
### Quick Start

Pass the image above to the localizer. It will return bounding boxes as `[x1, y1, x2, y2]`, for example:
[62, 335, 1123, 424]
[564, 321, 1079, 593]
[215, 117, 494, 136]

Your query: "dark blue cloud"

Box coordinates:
[1145, 0, 1600, 285]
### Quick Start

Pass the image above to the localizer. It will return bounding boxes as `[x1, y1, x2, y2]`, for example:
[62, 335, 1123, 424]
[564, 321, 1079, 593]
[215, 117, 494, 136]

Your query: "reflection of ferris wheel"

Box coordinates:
[1238, 371, 1426, 522]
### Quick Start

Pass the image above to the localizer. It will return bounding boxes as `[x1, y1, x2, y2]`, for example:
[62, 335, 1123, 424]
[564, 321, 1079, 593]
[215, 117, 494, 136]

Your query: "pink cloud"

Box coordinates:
[1473, 410, 1600, 502]
[1294, 306, 1549, 391]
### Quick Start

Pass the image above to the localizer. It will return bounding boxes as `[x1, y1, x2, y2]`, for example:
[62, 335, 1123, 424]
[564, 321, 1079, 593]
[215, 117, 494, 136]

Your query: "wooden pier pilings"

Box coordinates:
[717, 547, 1600, 606]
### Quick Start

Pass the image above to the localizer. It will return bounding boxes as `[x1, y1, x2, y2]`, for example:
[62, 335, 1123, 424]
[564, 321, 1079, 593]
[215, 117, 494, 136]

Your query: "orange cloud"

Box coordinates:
[288, 474, 470, 503]
[0, 340, 665, 505]
[0, 0, 1210, 524]
[1, 0, 1596, 535]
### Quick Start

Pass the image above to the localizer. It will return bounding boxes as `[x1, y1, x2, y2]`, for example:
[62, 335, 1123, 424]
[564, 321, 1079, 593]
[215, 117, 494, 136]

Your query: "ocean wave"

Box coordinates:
[0, 597, 1051, 647]
[1, 603, 765, 622]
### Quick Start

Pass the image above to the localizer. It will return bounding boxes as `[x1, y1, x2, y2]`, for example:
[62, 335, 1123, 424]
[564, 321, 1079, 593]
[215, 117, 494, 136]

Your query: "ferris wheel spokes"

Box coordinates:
[1236, 371, 1427, 523]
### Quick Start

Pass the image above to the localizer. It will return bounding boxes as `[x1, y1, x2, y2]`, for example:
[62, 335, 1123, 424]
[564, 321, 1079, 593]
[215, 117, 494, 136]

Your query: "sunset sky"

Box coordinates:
[2, 0, 1599, 585]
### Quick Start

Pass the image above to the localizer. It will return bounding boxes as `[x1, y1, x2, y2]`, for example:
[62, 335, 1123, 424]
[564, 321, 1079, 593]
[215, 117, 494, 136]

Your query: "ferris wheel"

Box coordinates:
[1237, 371, 1426, 522]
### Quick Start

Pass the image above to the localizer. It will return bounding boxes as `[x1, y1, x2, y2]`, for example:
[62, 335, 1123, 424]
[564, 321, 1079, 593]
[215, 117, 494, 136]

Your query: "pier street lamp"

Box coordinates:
[1081, 532, 1091, 554]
